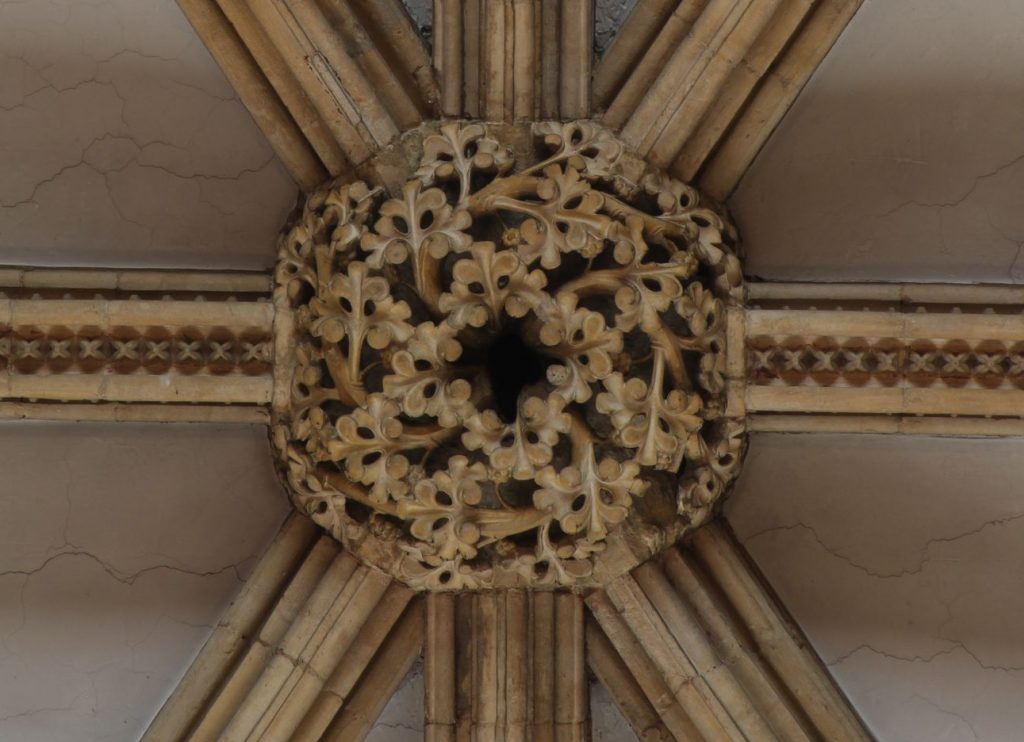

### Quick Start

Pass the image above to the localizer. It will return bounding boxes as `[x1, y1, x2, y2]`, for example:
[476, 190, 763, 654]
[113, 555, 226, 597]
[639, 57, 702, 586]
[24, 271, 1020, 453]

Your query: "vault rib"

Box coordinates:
[432, 0, 594, 122]
[587, 590, 704, 740]
[310, 0, 436, 149]
[178, 0, 438, 187]
[143, 514, 321, 741]
[587, 524, 871, 740]
[619, 0, 784, 167]
[186, 536, 343, 740]
[317, 602, 423, 740]
[432, 0, 464, 117]
[214, 0, 350, 178]
[697, 0, 865, 200]
[275, 0, 399, 151]
[143, 516, 420, 741]
[424, 590, 588, 741]
[669, 0, 816, 182]
[232, 0, 374, 167]
[585, 615, 675, 741]
[590, 581, 744, 740]
[0, 276, 276, 413]
[598, 0, 864, 200]
[293, 582, 414, 738]
[175, 0, 329, 190]
[558, 0, 594, 119]
[689, 522, 871, 740]
[741, 284, 1024, 429]
[593, 0, 699, 114]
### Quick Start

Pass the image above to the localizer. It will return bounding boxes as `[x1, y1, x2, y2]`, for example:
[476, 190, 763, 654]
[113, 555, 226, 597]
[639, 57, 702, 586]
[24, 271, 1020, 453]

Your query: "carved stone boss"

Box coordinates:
[271, 121, 747, 590]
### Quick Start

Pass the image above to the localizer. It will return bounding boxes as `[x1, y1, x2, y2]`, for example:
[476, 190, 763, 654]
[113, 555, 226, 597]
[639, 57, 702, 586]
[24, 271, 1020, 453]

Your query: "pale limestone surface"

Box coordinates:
[399, 0, 635, 53]
[364, 671, 640, 741]
[0, 0, 297, 270]
[733, 0, 1024, 283]
[0, 422, 288, 741]
[726, 433, 1024, 742]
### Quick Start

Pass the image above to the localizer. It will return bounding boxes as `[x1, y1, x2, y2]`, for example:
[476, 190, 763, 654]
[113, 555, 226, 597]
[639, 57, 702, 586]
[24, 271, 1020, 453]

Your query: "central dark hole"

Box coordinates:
[486, 333, 549, 423]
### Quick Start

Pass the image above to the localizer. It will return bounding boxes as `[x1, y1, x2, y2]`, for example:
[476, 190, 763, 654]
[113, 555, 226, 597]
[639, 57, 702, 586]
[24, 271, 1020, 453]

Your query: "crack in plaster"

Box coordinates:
[743, 511, 1024, 580]
[372, 720, 421, 732]
[0, 549, 246, 586]
[830, 642, 1024, 675]
[1, 132, 278, 210]
[878, 151, 1024, 219]
[915, 694, 979, 741]
[0, 699, 80, 723]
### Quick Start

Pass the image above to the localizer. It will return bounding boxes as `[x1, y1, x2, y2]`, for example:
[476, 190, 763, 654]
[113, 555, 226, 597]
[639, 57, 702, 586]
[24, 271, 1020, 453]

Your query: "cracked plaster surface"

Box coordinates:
[732, 0, 1024, 283]
[726, 433, 1024, 741]
[0, 422, 289, 741]
[0, 0, 296, 270]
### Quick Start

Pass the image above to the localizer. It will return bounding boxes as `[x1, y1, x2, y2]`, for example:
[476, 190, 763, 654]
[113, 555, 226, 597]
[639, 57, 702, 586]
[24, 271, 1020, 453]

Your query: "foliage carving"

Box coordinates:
[274, 121, 745, 590]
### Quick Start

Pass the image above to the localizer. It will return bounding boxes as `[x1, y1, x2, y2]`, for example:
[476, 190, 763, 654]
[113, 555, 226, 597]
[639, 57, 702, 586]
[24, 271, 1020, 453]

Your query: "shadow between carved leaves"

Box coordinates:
[273, 120, 746, 590]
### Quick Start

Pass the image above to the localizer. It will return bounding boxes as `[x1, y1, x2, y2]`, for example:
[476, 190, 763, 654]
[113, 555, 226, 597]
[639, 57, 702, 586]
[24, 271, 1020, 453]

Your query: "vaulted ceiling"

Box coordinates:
[1, 1, 1022, 740]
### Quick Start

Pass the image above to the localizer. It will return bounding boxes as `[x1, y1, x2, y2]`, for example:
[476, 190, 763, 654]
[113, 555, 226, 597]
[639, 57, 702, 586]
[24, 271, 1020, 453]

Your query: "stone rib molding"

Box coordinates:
[315, 602, 423, 740]
[596, 0, 863, 200]
[5, 270, 1017, 444]
[176, 0, 438, 187]
[144, 513, 421, 741]
[0, 284, 276, 412]
[148, 516, 871, 741]
[0, 267, 271, 295]
[0, 401, 269, 424]
[742, 289, 1024, 426]
[175, 0, 330, 190]
[693, 0, 863, 200]
[586, 615, 675, 740]
[587, 522, 871, 741]
[747, 280, 1024, 306]
[177, 0, 865, 198]
[144, 514, 321, 741]
[688, 523, 870, 740]
[749, 414, 1024, 437]
[433, 0, 594, 121]
[424, 591, 588, 741]
[617, 0, 786, 169]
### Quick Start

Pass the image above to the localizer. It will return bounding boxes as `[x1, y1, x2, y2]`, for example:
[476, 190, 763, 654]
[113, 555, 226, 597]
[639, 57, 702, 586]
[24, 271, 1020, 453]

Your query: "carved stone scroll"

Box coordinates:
[272, 120, 746, 590]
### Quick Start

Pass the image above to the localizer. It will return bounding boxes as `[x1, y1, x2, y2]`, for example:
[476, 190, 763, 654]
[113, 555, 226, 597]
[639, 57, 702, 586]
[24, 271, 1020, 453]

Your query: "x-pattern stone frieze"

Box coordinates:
[748, 337, 1024, 389]
[741, 301, 1024, 421]
[272, 120, 746, 591]
[0, 294, 276, 407]
[0, 325, 272, 376]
